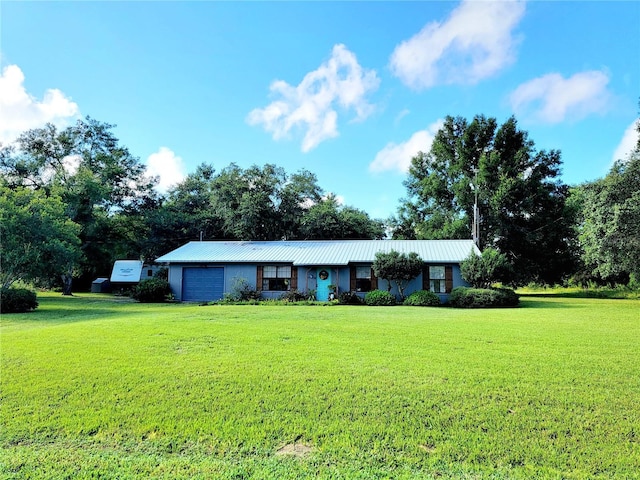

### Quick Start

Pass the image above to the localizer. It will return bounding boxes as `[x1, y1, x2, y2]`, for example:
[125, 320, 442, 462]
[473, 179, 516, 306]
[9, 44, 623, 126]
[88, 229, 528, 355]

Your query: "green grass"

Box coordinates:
[2, 293, 639, 479]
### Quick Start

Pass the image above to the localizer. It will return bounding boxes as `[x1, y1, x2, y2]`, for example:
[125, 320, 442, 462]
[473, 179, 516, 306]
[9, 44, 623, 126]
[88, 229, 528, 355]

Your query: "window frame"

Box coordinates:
[426, 265, 452, 294]
[261, 265, 292, 291]
[354, 265, 372, 292]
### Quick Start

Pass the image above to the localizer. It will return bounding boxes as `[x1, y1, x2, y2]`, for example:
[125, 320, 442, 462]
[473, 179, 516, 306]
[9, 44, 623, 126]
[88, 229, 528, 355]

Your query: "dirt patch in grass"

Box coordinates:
[275, 443, 314, 458]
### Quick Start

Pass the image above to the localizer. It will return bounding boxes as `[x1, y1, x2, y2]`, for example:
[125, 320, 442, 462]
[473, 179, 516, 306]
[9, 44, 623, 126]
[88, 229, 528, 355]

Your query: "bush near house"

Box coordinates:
[364, 289, 396, 306]
[449, 286, 519, 308]
[0, 287, 38, 313]
[223, 277, 261, 302]
[338, 291, 364, 305]
[403, 290, 441, 307]
[131, 278, 171, 303]
[279, 289, 308, 302]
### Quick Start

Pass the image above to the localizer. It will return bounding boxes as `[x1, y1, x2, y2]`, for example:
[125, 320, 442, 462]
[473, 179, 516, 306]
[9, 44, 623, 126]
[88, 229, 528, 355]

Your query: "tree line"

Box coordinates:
[0, 118, 384, 293]
[1, 114, 638, 294]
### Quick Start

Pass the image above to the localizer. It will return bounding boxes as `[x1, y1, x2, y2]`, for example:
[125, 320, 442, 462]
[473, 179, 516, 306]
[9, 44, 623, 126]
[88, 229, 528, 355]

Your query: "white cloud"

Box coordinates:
[389, 0, 525, 90]
[247, 44, 380, 152]
[146, 147, 186, 193]
[41, 154, 82, 184]
[394, 108, 410, 125]
[369, 120, 444, 174]
[612, 119, 639, 163]
[509, 71, 611, 123]
[0, 64, 79, 143]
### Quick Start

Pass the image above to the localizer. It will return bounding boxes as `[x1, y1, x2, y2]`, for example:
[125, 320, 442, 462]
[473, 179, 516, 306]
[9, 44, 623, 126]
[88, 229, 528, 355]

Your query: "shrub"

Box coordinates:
[223, 277, 261, 302]
[154, 267, 168, 280]
[1, 287, 38, 313]
[460, 248, 513, 288]
[364, 289, 396, 306]
[131, 278, 171, 303]
[449, 287, 519, 308]
[403, 290, 440, 307]
[373, 250, 423, 300]
[338, 291, 364, 305]
[279, 289, 307, 302]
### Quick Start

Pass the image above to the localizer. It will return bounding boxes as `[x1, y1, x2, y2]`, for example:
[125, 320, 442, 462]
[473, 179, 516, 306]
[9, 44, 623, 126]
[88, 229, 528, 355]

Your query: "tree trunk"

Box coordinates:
[61, 272, 74, 296]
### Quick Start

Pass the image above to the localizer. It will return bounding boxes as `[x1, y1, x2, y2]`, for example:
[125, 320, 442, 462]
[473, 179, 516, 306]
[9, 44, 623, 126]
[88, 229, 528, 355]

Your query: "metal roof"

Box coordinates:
[155, 240, 480, 266]
[110, 260, 143, 282]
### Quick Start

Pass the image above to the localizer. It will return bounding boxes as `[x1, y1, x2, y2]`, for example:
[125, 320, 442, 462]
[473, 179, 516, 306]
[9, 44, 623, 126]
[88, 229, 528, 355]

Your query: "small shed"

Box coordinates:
[91, 278, 111, 293]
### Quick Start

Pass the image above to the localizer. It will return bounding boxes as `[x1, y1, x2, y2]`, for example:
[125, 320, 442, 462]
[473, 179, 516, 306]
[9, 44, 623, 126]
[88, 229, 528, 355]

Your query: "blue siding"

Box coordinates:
[166, 262, 468, 303]
[182, 267, 224, 302]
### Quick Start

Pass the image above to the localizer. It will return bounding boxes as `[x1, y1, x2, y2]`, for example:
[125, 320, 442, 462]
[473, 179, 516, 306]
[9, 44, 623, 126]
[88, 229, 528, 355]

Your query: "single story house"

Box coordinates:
[155, 239, 480, 303]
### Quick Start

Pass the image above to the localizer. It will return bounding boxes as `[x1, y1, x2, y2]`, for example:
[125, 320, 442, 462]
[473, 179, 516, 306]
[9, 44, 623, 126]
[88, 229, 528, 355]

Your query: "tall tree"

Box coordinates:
[0, 186, 81, 290]
[300, 194, 385, 239]
[210, 163, 323, 241]
[578, 128, 640, 283]
[0, 117, 157, 291]
[143, 163, 226, 259]
[395, 115, 576, 285]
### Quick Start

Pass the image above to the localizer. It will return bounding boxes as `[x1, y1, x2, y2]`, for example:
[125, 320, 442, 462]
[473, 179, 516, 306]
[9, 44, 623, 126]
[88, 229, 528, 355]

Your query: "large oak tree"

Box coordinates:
[393, 115, 577, 285]
[0, 117, 157, 292]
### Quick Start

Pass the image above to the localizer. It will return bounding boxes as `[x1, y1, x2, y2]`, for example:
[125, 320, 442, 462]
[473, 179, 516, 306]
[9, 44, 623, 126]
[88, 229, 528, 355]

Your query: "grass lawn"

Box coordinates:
[1, 293, 639, 479]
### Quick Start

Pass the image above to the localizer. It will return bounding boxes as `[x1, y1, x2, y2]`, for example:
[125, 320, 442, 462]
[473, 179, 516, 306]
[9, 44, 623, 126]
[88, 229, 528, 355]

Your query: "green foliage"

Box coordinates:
[403, 289, 440, 306]
[0, 186, 81, 289]
[131, 278, 171, 303]
[3, 293, 640, 478]
[372, 250, 423, 299]
[364, 289, 396, 306]
[300, 194, 385, 240]
[0, 117, 158, 292]
[0, 287, 38, 313]
[223, 277, 261, 302]
[460, 247, 512, 288]
[395, 115, 577, 285]
[519, 283, 640, 300]
[144, 164, 384, 260]
[579, 149, 640, 283]
[153, 267, 168, 280]
[449, 286, 519, 308]
[278, 289, 308, 302]
[338, 291, 364, 305]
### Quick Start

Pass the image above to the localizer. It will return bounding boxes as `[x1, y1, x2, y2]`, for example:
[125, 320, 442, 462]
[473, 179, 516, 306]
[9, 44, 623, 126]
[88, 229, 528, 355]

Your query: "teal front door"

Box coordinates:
[316, 268, 333, 301]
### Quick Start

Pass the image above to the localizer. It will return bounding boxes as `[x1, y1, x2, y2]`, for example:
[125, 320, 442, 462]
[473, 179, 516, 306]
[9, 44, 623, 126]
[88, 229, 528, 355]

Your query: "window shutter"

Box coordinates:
[256, 265, 263, 292]
[350, 266, 356, 291]
[290, 266, 298, 290]
[445, 265, 453, 293]
[371, 267, 378, 290]
[422, 267, 429, 291]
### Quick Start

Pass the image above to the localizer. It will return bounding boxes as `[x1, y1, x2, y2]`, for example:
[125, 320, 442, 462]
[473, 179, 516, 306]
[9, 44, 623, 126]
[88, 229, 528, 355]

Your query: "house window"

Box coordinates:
[262, 265, 291, 291]
[355, 266, 372, 292]
[429, 266, 446, 293]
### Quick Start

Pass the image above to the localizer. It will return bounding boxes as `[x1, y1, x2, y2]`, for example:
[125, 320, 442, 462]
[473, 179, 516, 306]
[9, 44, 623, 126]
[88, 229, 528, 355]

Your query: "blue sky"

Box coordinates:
[2, 1, 638, 219]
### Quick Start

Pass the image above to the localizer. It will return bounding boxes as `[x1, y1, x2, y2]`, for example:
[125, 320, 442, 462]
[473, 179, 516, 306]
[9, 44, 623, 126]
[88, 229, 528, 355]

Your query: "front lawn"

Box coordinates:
[1, 293, 639, 479]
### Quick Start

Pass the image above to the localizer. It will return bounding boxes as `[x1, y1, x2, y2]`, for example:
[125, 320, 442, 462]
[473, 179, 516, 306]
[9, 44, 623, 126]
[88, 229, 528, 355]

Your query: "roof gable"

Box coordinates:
[155, 240, 480, 265]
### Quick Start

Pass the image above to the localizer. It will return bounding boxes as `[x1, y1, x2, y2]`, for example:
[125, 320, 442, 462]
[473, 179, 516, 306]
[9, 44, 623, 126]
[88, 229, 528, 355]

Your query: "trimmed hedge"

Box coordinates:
[131, 278, 171, 303]
[364, 289, 396, 306]
[1, 287, 38, 313]
[449, 287, 519, 308]
[403, 290, 441, 307]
